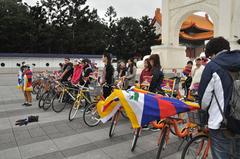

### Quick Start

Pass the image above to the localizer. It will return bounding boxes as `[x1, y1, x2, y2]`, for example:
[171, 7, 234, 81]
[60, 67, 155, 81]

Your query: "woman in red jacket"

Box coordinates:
[71, 59, 83, 85]
[139, 58, 152, 89]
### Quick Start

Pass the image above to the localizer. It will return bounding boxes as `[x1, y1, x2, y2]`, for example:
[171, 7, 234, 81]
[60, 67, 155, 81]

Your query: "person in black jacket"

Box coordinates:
[142, 54, 164, 131]
[198, 37, 240, 159]
[149, 54, 164, 93]
[79, 59, 93, 87]
[101, 53, 114, 99]
[60, 58, 74, 82]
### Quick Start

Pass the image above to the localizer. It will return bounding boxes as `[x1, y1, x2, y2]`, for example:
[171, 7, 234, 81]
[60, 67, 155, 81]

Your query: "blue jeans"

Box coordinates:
[209, 129, 240, 159]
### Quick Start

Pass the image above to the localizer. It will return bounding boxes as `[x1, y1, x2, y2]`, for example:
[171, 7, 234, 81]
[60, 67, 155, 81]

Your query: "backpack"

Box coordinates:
[215, 71, 240, 134]
[226, 71, 240, 134]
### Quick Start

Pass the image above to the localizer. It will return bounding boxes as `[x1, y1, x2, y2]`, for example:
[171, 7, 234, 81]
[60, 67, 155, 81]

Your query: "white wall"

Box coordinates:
[0, 57, 103, 68]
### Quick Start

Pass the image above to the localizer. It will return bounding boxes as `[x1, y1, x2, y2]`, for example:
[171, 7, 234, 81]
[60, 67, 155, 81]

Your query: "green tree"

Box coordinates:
[114, 17, 142, 59]
[138, 16, 157, 57]
[0, 0, 35, 52]
[28, 1, 48, 52]
[104, 6, 117, 53]
[0, 0, 156, 59]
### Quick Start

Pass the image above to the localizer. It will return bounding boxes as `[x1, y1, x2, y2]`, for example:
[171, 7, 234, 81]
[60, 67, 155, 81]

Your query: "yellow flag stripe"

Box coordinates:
[116, 90, 140, 128]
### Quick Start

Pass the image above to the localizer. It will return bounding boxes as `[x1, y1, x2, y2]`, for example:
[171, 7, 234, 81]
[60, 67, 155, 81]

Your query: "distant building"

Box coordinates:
[152, 8, 213, 58]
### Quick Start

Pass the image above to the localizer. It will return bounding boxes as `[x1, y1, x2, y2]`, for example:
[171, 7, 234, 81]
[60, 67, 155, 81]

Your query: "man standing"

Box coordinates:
[60, 58, 74, 82]
[198, 37, 240, 159]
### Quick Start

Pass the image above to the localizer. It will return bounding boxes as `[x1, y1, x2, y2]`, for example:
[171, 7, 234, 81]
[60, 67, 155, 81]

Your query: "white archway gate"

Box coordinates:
[151, 0, 240, 71]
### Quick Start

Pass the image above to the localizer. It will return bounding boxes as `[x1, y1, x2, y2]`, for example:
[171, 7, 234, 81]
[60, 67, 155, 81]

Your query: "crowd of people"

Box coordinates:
[16, 36, 240, 159]
[49, 53, 165, 99]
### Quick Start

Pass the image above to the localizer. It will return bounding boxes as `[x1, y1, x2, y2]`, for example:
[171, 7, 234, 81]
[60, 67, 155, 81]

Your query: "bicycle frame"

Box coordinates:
[74, 89, 92, 106]
[157, 117, 196, 146]
[194, 128, 211, 159]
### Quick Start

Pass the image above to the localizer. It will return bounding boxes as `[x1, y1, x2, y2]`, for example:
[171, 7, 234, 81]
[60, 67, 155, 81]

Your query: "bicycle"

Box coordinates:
[51, 81, 79, 113]
[83, 78, 129, 127]
[181, 127, 210, 159]
[181, 110, 211, 159]
[68, 84, 93, 121]
[82, 82, 102, 127]
[108, 106, 131, 138]
[39, 79, 57, 110]
[131, 120, 166, 152]
[35, 74, 53, 101]
[130, 78, 184, 152]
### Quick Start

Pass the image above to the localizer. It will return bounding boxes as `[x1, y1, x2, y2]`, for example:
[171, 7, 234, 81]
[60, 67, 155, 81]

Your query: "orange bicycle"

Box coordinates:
[155, 115, 198, 159]
[181, 110, 211, 159]
[181, 127, 210, 159]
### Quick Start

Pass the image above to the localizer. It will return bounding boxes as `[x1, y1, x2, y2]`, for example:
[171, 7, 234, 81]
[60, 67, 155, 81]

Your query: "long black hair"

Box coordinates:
[144, 58, 152, 70]
[128, 58, 136, 74]
[149, 54, 161, 69]
[103, 53, 112, 65]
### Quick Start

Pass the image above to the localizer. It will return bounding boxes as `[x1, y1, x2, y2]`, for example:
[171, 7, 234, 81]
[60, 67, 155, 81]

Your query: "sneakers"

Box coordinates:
[22, 102, 32, 106]
[150, 127, 160, 132]
[80, 107, 85, 112]
[25, 103, 32, 107]
[142, 125, 150, 131]
[22, 103, 27, 106]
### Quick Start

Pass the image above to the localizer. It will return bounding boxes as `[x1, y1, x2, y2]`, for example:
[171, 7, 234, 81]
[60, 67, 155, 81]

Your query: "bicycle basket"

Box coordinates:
[187, 110, 208, 127]
[89, 85, 102, 97]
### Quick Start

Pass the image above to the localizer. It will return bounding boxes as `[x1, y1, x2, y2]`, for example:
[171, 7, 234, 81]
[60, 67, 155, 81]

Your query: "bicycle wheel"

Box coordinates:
[181, 135, 210, 159]
[131, 128, 141, 152]
[43, 91, 54, 111]
[36, 87, 43, 100]
[38, 92, 48, 109]
[32, 84, 38, 95]
[83, 102, 101, 127]
[109, 111, 119, 138]
[68, 99, 81, 121]
[156, 127, 168, 159]
[52, 93, 66, 113]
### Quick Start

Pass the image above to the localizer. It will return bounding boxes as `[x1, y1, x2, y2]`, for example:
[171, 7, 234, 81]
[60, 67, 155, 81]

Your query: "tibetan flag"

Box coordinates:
[97, 88, 199, 128]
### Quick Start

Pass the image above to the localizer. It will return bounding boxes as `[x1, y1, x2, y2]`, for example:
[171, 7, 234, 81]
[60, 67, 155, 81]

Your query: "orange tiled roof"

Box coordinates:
[180, 31, 214, 40]
[181, 14, 213, 31]
[152, 8, 214, 40]
[154, 8, 162, 26]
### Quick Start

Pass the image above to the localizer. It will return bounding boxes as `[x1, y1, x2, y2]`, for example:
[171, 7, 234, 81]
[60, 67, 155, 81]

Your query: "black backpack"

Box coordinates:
[215, 71, 240, 134]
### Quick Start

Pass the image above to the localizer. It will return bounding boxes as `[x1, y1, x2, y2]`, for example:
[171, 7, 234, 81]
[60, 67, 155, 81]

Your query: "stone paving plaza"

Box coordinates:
[0, 74, 183, 159]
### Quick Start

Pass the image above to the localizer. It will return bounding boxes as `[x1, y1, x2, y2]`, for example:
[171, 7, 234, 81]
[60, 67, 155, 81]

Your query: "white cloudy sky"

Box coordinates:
[23, 0, 162, 18]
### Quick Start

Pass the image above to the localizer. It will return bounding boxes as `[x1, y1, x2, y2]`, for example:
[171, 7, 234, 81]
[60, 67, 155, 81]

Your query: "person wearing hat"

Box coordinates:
[22, 64, 33, 106]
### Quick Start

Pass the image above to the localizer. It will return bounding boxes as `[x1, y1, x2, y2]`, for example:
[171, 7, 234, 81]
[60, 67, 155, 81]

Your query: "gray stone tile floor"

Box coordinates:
[0, 74, 184, 159]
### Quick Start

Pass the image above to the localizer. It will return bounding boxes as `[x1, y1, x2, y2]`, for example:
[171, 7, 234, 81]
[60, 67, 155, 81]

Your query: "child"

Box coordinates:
[22, 65, 33, 106]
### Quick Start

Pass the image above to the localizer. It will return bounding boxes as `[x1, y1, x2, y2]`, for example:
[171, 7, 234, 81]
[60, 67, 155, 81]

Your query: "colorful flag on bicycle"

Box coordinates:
[97, 88, 199, 128]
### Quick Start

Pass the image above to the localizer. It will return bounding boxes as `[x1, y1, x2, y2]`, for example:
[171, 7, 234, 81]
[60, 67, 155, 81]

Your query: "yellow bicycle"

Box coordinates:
[68, 84, 92, 121]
